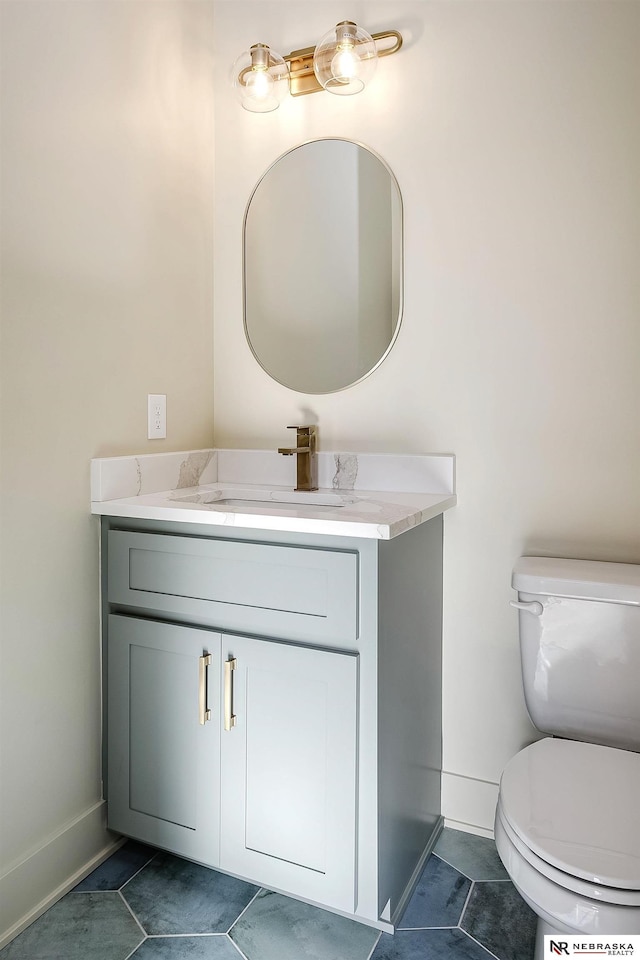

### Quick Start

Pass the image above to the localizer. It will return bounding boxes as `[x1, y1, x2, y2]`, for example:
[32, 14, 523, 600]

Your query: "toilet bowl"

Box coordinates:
[496, 557, 640, 958]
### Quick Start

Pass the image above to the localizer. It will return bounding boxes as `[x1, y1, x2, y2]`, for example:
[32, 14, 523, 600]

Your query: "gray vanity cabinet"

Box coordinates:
[102, 515, 444, 930]
[107, 613, 358, 910]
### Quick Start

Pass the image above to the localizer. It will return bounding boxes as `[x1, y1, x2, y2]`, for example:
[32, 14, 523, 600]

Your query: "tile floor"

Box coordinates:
[0, 828, 537, 960]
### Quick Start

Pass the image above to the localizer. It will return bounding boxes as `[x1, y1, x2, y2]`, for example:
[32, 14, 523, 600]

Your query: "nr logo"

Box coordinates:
[549, 943, 570, 956]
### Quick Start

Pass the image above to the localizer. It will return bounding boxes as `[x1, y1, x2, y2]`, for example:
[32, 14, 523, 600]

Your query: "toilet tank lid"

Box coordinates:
[513, 556, 640, 605]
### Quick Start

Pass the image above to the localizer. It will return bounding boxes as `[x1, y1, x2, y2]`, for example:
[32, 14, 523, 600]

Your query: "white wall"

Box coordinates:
[0, 0, 214, 942]
[213, 1, 640, 831]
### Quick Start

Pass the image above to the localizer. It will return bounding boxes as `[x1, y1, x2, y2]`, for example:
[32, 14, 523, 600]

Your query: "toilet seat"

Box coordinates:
[499, 738, 640, 894]
[496, 798, 640, 907]
[495, 806, 640, 938]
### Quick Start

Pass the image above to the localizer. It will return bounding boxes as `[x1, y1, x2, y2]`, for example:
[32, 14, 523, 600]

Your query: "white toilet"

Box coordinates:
[495, 556, 640, 958]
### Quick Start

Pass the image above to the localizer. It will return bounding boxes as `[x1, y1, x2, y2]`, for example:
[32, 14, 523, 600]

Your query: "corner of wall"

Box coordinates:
[0, 801, 120, 950]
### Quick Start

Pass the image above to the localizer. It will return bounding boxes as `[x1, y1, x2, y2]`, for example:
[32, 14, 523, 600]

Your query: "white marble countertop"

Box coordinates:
[91, 449, 456, 540]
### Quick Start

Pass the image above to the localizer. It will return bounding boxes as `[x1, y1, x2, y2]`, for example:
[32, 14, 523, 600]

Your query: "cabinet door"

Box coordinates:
[220, 635, 358, 912]
[107, 615, 220, 865]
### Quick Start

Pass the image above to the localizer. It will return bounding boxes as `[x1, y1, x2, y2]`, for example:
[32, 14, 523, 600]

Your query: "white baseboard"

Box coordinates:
[443, 819, 495, 840]
[441, 771, 499, 837]
[0, 800, 122, 950]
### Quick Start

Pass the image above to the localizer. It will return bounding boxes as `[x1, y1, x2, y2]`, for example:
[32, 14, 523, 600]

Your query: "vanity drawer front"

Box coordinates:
[107, 531, 358, 645]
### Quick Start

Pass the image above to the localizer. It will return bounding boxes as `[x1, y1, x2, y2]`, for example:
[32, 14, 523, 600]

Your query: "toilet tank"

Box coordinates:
[512, 557, 640, 752]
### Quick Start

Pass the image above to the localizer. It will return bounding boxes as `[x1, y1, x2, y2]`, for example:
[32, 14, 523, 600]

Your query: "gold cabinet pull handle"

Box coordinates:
[198, 653, 212, 725]
[224, 657, 237, 731]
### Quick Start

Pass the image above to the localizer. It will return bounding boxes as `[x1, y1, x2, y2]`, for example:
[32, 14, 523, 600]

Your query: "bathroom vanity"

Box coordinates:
[92, 448, 456, 930]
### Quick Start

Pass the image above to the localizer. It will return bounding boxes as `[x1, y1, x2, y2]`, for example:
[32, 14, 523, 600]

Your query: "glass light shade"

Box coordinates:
[232, 44, 289, 113]
[313, 21, 378, 96]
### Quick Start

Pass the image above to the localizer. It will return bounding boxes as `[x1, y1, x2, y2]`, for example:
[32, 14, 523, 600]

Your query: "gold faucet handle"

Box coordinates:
[285, 425, 317, 449]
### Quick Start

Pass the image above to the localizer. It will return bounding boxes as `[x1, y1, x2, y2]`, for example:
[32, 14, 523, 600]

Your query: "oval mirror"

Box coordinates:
[243, 139, 403, 394]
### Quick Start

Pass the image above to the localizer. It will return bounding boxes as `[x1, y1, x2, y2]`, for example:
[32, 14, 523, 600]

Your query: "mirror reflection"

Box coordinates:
[244, 139, 403, 394]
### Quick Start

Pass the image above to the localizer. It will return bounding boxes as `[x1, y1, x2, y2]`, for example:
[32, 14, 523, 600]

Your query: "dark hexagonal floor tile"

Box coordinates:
[74, 840, 156, 891]
[122, 852, 259, 935]
[461, 881, 536, 960]
[371, 928, 494, 960]
[435, 828, 510, 881]
[229, 889, 379, 960]
[130, 936, 242, 959]
[0, 893, 143, 960]
[399, 854, 471, 928]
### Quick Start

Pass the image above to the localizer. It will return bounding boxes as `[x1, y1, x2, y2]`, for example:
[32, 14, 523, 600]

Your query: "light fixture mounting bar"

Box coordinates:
[285, 29, 403, 98]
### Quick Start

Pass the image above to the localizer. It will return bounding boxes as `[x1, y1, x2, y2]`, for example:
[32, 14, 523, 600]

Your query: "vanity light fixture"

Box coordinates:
[232, 43, 290, 113]
[232, 22, 402, 112]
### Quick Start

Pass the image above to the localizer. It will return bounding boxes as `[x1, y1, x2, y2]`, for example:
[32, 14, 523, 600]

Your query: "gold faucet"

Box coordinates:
[278, 425, 318, 492]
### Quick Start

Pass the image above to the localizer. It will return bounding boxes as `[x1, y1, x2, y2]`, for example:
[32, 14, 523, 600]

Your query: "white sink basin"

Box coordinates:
[171, 487, 350, 512]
